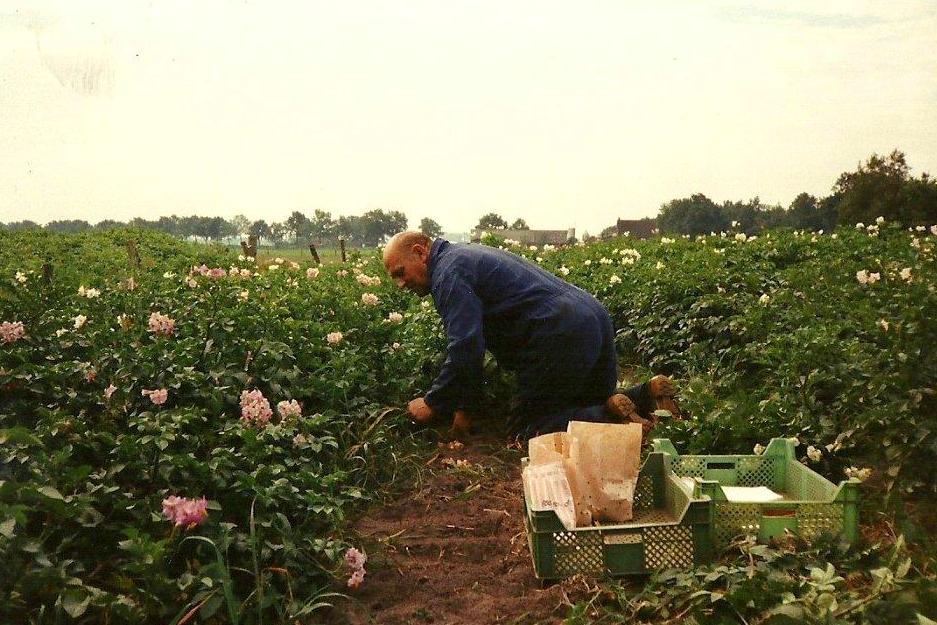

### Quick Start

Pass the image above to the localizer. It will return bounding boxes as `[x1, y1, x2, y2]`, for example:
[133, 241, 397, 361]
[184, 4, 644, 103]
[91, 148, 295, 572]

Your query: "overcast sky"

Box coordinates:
[1, 1, 936, 235]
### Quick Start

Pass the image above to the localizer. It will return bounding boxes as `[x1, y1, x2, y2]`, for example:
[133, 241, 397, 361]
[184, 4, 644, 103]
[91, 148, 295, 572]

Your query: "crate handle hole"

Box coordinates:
[707, 461, 736, 470]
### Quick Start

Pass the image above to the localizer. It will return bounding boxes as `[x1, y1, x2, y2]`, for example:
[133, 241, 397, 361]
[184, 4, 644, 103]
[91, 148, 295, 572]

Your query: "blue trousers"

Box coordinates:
[515, 381, 653, 441]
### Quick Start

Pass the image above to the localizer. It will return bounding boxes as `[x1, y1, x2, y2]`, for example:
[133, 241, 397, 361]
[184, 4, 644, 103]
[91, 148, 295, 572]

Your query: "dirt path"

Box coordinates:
[326, 429, 590, 625]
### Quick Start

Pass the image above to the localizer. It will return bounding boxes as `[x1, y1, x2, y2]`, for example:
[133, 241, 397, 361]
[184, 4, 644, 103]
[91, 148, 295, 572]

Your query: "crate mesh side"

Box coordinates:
[665, 475, 690, 519]
[737, 456, 778, 488]
[633, 473, 655, 510]
[786, 462, 836, 501]
[643, 525, 694, 569]
[714, 503, 761, 546]
[672, 457, 706, 478]
[796, 503, 844, 540]
[553, 531, 604, 577]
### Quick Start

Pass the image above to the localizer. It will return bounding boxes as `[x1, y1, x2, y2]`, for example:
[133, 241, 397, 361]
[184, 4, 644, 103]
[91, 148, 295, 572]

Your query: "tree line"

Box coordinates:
[656, 150, 937, 236]
[1, 210, 443, 248]
[4, 149, 933, 244]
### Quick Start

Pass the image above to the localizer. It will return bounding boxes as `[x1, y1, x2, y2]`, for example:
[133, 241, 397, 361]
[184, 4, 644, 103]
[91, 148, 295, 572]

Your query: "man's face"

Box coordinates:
[383, 243, 430, 296]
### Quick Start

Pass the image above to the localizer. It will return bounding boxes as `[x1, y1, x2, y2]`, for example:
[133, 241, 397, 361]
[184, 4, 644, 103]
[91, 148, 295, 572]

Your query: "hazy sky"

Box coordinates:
[2, 1, 936, 235]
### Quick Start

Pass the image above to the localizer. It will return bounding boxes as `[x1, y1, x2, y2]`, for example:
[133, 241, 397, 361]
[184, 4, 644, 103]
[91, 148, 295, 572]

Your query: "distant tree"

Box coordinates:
[128, 217, 159, 231]
[657, 194, 727, 235]
[269, 222, 289, 246]
[204, 216, 231, 241]
[385, 210, 409, 238]
[357, 209, 408, 246]
[309, 209, 336, 242]
[176, 216, 200, 239]
[156, 216, 178, 236]
[898, 172, 937, 225]
[510, 218, 529, 230]
[6, 220, 40, 231]
[722, 197, 780, 233]
[420, 217, 443, 238]
[94, 219, 126, 230]
[788, 193, 824, 230]
[833, 150, 910, 226]
[335, 216, 359, 243]
[249, 220, 271, 241]
[476, 213, 508, 231]
[285, 210, 311, 242]
[230, 214, 251, 237]
[817, 194, 841, 231]
[45, 219, 91, 233]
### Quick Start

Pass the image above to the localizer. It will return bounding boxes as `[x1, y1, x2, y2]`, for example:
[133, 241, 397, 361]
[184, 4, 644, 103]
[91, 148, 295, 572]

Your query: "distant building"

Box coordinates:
[470, 228, 575, 246]
[442, 231, 472, 243]
[614, 218, 657, 239]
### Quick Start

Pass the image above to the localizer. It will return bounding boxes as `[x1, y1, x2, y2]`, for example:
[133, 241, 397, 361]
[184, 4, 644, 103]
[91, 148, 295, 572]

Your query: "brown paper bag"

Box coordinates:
[566, 421, 642, 524]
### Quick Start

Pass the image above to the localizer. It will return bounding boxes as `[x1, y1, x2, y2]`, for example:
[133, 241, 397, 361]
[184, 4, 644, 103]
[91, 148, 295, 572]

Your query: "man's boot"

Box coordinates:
[605, 393, 653, 435]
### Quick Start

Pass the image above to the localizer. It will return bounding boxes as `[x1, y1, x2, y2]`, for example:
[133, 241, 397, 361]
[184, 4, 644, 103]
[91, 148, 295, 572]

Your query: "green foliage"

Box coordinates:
[493, 225, 937, 496]
[654, 150, 937, 237]
[566, 535, 936, 625]
[0, 230, 440, 623]
[419, 217, 444, 238]
[658, 193, 729, 236]
[833, 150, 937, 227]
[476, 212, 509, 231]
[2, 225, 936, 623]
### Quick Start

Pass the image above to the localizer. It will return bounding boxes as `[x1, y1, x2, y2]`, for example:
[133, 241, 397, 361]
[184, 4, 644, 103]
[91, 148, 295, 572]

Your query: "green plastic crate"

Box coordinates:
[651, 438, 860, 548]
[522, 452, 714, 580]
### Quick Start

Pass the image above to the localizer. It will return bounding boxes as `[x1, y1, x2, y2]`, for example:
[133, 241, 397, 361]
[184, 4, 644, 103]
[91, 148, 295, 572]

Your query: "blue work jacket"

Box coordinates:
[423, 239, 609, 415]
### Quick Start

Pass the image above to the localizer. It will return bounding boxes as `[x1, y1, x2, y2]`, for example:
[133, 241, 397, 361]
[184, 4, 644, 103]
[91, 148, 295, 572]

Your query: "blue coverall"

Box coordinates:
[423, 239, 645, 437]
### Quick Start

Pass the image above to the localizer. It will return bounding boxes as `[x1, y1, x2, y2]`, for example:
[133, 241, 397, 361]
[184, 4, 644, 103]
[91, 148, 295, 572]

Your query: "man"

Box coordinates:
[382, 231, 680, 438]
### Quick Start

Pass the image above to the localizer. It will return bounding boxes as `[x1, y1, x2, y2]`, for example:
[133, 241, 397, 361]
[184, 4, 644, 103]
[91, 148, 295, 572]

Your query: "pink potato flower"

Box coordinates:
[141, 388, 168, 405]
[0, 321, 26, 344]
[240, 389, 273, 426]
[161, 495, 209, 528]
[344, 547, 367, 589]
[277, 399, 302, 420]
[147, 312, 176, 336]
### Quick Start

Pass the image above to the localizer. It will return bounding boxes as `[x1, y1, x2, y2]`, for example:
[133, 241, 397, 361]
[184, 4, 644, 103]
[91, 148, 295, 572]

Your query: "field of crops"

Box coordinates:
[1, 225, 935, 624]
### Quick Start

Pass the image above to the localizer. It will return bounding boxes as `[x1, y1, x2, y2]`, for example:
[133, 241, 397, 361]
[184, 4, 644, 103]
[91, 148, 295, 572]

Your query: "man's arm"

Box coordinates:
[423, 270, 486, 416]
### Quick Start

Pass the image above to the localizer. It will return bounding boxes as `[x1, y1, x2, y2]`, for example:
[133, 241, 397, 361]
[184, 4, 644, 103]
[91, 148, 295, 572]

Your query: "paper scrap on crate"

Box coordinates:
[721, 486, 784, 503]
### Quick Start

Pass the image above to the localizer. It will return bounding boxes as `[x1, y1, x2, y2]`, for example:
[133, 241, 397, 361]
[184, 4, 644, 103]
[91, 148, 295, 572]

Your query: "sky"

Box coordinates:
[1, 1, 936, 236]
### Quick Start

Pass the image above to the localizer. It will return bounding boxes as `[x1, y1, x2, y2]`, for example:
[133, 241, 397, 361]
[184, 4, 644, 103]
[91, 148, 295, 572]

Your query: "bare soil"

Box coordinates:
[325, 423, 593, 625]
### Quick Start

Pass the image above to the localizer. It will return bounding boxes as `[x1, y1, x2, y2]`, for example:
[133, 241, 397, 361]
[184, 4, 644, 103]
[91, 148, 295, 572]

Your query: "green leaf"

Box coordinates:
[38, 486, 65, 500]
[763, 604, 805, 624]
[0, 427, 42, 445]
[0, 518, 15, 538]
[60, 587, 91, 618]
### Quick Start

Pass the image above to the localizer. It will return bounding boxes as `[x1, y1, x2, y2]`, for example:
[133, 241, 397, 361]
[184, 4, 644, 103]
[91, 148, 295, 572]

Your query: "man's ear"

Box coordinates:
[412, 243, 429, 261]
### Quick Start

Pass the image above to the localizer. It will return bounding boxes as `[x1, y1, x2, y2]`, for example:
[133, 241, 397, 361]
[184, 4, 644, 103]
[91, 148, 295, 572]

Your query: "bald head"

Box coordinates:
[383, 231, 433, 296]
[384, 231, 431, 261]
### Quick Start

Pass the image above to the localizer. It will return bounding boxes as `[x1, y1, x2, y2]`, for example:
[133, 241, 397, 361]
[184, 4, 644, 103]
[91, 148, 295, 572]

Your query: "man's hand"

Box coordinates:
[408, 397, 434, 423]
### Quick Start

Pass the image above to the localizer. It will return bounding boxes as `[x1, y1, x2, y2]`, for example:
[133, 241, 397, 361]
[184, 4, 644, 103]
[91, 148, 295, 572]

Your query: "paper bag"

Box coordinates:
[566, 421, 642, 524]
[522, 460, 577, 530]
